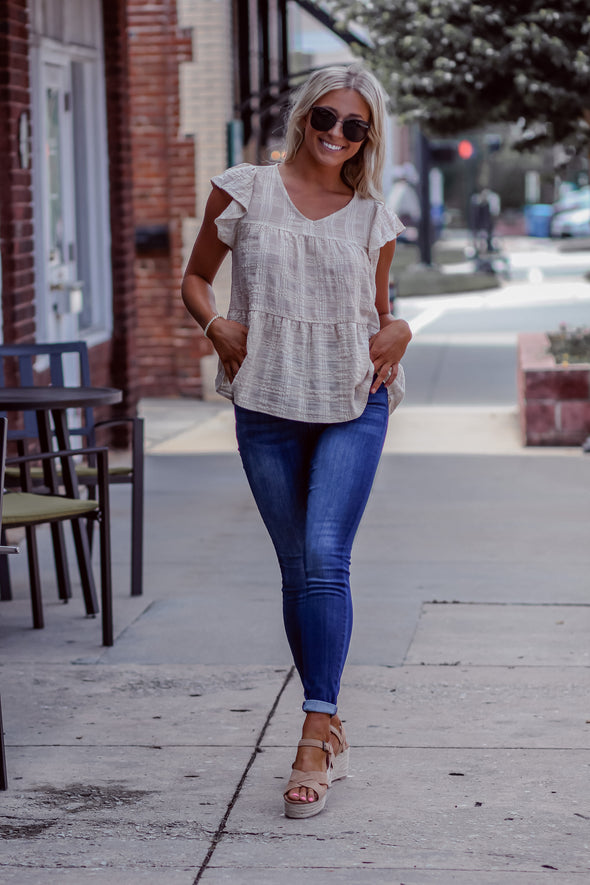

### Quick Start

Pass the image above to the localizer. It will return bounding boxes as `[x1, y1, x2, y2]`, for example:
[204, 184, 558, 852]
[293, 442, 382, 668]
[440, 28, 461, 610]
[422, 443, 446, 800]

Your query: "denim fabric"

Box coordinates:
[234, 384, 389, 715]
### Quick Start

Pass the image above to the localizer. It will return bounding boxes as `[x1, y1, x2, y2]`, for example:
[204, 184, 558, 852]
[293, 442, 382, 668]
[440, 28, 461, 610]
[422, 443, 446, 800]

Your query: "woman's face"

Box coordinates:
[302, 88, 370, 170]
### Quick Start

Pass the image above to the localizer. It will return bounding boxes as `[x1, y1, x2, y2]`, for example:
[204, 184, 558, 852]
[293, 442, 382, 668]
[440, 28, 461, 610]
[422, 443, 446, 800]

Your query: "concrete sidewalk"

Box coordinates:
[140, 396, 577, 457]
[1, 400, 589, 883]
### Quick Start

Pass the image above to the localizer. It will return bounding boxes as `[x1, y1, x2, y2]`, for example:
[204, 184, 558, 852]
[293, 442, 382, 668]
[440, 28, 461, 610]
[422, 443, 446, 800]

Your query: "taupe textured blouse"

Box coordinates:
[211, 162, 406, 423]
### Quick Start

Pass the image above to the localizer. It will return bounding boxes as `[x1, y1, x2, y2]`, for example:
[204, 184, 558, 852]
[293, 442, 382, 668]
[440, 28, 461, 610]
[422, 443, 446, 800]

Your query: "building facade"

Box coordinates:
[1, 0, 136, 432]
[0, 0, 231, 409]
[1, 1, 366, 412]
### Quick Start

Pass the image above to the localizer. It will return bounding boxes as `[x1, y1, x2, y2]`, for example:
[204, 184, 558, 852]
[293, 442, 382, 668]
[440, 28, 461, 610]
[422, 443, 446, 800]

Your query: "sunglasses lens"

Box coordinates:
[343, 120, 369, 142]
[310, 107, 337, 132]
[310, 107, 369, 143]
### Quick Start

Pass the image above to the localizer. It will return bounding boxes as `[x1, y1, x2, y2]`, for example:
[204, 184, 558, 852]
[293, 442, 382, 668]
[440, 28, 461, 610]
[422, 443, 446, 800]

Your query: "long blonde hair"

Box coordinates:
[283, 63, 388, 201]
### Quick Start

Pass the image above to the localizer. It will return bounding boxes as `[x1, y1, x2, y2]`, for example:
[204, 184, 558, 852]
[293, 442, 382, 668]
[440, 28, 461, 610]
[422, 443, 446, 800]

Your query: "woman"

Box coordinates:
[182, 63, 411, 818]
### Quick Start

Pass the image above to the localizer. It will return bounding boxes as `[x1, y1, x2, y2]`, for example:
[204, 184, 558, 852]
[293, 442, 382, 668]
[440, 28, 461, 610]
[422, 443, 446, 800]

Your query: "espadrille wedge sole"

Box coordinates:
[330, 722, 350, 781]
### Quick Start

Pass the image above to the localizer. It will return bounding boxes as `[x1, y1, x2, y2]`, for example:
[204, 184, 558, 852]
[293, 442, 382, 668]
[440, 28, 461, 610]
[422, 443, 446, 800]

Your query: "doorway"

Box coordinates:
[30, 0, 112, 369]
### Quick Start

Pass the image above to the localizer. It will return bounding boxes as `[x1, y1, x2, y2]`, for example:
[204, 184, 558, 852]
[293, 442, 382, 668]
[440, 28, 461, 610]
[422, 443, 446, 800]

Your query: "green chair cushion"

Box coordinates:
[2, 492, 98, 526]
[4, 464, 131, 479]
[73, 464, 132, 478]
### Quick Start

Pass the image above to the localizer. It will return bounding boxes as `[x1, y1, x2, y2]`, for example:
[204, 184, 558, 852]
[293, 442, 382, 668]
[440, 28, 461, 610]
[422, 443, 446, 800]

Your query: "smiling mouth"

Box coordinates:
[320, 139, 345, 152]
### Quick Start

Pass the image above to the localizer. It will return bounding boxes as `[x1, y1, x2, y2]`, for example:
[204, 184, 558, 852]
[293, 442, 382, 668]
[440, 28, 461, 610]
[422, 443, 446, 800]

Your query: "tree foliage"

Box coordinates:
[331, 0, 590, 157]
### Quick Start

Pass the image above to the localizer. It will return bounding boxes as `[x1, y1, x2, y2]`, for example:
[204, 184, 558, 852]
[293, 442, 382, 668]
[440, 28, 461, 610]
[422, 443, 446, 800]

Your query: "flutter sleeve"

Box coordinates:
[210, 163, 257, 249]
[368, 204, 406, 258]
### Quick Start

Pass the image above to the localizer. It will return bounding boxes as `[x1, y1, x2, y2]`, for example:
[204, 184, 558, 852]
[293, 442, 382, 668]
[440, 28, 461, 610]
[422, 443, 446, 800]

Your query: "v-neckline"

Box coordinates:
[274, 164, 357, 222]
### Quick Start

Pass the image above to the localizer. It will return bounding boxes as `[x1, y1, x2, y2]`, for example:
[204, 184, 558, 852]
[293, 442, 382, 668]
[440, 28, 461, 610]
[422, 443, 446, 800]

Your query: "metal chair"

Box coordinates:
[0, 342, 143, 598]
[0, 416, 21, 790]
[0, 417, 114, 646]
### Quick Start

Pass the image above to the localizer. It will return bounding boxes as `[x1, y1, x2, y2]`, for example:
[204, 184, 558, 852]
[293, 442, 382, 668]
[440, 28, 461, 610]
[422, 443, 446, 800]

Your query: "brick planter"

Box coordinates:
[517, 333, 590, 446]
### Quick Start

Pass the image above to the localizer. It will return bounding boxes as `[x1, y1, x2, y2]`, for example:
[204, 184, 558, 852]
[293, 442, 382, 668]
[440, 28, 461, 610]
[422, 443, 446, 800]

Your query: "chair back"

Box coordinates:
[0, 416, 7, 524]
[0, 414, 20, 557]
[0, 342, 96, 447]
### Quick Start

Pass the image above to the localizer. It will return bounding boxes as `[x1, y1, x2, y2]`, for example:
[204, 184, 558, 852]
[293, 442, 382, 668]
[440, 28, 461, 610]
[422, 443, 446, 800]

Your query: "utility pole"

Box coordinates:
[417, 131, 432, 266]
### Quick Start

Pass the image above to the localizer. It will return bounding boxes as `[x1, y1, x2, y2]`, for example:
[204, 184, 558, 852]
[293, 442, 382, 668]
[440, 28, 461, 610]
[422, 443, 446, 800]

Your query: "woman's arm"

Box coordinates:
[369, 238, 412, 394]
[181, 186, 248, 383]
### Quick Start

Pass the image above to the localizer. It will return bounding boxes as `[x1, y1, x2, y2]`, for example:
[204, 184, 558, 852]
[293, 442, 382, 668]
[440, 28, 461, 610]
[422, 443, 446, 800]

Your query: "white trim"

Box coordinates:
[30, 41, 46, 340]
[29, 0, 113, 346]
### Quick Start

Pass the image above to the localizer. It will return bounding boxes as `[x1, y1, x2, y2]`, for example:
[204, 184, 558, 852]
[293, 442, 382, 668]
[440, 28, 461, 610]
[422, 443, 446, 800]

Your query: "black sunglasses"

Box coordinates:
[309, 106, 370, 143]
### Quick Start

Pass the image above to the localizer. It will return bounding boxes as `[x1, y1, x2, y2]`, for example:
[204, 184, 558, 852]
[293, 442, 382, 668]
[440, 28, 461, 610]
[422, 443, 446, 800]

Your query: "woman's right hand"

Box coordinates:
[208, 318, 248, 383]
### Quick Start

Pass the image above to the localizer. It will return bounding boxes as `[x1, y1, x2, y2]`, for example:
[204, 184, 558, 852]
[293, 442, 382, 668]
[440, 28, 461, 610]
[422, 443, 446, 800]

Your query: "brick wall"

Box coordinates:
[128, 0, 207, 398]
[102, 0, 139, 445]
[0, 0, 35, 346]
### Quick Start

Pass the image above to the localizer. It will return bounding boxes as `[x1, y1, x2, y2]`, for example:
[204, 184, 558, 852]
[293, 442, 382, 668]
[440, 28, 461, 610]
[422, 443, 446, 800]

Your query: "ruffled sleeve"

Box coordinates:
[210, 163, 257, 249]
[368, 203, 406, 257]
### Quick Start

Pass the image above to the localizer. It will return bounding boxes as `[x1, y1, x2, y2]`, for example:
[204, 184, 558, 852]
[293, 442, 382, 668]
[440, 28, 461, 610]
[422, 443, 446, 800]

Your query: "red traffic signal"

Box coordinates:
[457, 140, 474, 159]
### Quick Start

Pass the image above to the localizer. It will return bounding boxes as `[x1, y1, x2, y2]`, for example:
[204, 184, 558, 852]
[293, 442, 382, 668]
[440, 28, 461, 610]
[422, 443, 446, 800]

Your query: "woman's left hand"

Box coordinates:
[369, 318, 412, 394]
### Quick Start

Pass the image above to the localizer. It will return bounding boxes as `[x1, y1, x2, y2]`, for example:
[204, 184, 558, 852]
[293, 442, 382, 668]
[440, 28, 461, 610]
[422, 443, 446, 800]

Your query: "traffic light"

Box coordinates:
[429, 141, 459, 164]
[429, 139, 476, 164]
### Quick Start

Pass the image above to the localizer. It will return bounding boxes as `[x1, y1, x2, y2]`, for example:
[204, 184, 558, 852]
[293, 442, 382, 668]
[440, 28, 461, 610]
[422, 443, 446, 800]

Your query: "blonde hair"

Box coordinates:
[283, 63, 388, 201]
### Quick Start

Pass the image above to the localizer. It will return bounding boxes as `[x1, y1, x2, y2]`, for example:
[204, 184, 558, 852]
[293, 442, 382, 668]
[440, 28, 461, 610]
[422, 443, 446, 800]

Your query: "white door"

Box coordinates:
[31, 0, 113, 361]
[41, 59, 83, 353]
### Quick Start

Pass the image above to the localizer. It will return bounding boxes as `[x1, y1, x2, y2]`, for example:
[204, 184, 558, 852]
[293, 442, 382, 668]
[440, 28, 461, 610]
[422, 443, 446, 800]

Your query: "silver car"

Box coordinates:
[550, 187, 590, 237]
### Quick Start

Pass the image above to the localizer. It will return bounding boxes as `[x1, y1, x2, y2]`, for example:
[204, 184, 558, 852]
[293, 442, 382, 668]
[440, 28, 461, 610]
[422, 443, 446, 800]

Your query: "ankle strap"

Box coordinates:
[298, 738, 331, 753]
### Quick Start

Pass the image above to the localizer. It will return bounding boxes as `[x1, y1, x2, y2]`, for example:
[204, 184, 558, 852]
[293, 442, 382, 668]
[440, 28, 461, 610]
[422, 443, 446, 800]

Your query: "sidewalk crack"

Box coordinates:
[192, 665, 294, 883]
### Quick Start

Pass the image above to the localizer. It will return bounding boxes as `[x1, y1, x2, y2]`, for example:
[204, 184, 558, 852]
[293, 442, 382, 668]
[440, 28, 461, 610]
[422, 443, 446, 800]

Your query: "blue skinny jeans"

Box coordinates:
[234, 384, 389, 715]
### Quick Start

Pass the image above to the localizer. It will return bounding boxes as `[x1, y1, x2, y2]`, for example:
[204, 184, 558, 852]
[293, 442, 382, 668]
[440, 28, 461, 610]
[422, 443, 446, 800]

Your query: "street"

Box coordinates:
[396, 237, 590, 406]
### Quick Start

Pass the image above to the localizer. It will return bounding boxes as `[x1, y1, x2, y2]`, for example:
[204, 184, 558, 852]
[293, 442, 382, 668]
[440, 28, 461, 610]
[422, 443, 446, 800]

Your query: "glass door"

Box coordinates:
[42, 60, 83, 357]
[30, 0, 112, 371]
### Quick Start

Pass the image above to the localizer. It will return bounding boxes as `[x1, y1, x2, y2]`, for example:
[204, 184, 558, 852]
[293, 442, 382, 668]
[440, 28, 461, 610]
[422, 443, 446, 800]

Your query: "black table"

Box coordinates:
[0, 386, 122, 617]
[0, 387, 122, 409]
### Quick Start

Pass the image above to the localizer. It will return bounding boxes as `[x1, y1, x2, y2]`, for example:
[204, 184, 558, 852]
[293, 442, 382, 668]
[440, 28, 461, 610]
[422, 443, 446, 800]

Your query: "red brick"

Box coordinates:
[559, 401, 590, 435]
[128, 0, 198, 398]
[523, 402, 556, 445]
[0, 0, 34, 345]
[526, 365, 590, 400]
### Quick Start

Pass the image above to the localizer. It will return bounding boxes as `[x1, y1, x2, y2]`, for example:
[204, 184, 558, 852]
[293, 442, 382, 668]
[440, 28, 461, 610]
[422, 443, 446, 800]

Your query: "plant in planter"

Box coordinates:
[547, 323, 590, 365]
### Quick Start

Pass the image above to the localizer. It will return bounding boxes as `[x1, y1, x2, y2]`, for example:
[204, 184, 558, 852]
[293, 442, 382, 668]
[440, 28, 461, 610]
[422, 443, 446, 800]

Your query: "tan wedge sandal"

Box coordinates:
[330, 722, 350, 782]
[283, 738, 334, 819]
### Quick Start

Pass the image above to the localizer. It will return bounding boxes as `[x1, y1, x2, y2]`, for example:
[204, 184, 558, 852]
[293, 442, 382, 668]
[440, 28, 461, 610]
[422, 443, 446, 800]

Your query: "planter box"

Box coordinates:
[517, 333, 590, 446]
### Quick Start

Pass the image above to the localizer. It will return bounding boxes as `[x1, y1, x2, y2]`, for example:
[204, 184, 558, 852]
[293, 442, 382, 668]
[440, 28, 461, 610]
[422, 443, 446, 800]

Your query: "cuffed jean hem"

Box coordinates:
[302, 699, 337, 715]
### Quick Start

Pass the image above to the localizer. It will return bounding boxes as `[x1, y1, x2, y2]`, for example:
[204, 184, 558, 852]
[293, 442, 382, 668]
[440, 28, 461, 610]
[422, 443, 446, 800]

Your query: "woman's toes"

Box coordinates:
[287, 787, 313, 802]
[294, 786, 317, 803]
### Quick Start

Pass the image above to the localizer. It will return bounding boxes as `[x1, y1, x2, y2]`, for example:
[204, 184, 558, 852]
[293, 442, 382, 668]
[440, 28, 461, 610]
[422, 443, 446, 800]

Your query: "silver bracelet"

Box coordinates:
[203, 313, 222, 338]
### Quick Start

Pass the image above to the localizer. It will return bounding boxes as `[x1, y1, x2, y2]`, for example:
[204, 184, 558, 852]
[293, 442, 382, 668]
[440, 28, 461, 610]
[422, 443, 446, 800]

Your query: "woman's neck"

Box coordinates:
[284, 147, 351, 195]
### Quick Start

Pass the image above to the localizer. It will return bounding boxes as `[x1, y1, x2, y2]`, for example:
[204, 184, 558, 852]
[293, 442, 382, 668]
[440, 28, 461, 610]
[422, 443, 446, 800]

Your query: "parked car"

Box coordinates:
[550, 187, 590, 238]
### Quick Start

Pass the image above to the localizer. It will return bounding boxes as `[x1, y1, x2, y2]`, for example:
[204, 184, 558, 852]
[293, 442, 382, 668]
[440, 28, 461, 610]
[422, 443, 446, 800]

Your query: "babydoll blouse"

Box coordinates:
[211, 162, 406, 423]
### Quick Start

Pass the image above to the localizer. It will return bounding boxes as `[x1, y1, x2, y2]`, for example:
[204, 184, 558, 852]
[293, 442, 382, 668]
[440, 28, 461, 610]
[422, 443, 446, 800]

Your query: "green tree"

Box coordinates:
[332, 0, 590, 159]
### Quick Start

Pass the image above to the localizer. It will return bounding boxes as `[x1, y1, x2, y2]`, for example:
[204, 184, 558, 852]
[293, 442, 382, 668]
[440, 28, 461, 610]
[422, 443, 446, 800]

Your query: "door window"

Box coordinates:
[46, 85, 65, 270]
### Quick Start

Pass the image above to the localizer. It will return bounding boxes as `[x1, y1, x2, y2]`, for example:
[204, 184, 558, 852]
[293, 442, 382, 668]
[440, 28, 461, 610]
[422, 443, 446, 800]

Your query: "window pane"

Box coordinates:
[46, 86, 64, 268]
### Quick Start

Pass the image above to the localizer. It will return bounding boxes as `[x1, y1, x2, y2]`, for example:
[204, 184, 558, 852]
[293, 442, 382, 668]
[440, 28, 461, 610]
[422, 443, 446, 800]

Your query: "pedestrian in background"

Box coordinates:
[182, 63, 411, 819]
[470, 187, 501, 253]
